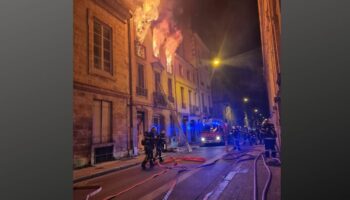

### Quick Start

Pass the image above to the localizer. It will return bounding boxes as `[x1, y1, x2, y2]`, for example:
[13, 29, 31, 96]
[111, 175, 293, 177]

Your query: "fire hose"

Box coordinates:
[73, 185, 102, 200]
[83, 147, 279, 200]
[162, 149, 259, 200]
[253, 151, 280, 200]
[101, 156, 206, 200]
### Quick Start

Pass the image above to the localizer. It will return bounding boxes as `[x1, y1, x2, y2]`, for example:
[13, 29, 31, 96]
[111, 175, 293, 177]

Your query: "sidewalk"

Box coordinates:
[73, 155, 145, 183]
[73, 145, 200, 184]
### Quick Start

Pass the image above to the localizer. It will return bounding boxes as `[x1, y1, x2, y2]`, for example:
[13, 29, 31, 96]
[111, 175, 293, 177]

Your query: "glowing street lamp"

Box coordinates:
[243, 97, 249, 103]
[254, 109, 259, 113]
[212, 58, 221, 68]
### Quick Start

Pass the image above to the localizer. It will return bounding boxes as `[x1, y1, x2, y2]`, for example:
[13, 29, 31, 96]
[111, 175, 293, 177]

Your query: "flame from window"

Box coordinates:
[164, 30, 183, 70]
[134, 0, 161, 43]
[152, 19, 169, 58]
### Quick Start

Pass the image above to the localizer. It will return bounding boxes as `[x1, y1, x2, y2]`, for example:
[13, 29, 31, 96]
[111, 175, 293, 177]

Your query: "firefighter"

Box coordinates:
[256, 127, 263, 144]
[249, 129, 257, 145]
[261, 119, 277, 158]
[141, 128, 156, 170]
[155, 130, 166, 163]
[232, 126, 241, 151]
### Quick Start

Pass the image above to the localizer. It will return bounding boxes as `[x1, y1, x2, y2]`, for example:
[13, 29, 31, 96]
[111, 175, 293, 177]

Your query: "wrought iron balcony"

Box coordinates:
[136, 87, 147, 97]
[153, 92, 167, 108]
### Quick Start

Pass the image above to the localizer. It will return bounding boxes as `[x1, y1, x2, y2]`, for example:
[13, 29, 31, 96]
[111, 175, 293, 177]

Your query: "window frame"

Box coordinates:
[89, 15, 115, 79]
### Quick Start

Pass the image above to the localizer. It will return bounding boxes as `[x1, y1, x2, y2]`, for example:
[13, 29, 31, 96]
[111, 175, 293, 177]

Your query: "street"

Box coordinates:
[74, 145, 280, 200]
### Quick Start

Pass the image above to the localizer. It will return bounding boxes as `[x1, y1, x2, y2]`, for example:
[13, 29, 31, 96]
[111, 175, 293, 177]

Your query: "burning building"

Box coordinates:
[73, 0, 214, 167]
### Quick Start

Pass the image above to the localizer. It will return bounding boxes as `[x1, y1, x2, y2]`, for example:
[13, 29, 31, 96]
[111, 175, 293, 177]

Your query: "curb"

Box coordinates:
[73, 161, 141, 184]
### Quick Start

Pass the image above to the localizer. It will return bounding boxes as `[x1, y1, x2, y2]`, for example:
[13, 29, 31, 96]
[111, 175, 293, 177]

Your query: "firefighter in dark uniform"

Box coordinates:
[232, 126, 241, 151]
[261, 119, 277, 158]
[141, 127, 156, 169]
[256, 127, 263, 144]
[155, 130, 166, 163]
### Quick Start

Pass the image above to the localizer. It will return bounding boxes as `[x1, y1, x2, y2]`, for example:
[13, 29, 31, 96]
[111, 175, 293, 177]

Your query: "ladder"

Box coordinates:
[156, 82, 192, 152]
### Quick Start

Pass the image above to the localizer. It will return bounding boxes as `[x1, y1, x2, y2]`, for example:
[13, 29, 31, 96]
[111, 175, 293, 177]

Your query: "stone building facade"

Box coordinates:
[174, 30, 213, 143]
[73, 0, 132, 168]
[128, 16, 178, 155]
[73, 0, 214, 167]
[257, 0, 281, 142]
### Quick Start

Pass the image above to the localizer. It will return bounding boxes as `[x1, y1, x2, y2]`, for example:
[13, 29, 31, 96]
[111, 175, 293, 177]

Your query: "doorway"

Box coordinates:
[137, 111, 146, 150]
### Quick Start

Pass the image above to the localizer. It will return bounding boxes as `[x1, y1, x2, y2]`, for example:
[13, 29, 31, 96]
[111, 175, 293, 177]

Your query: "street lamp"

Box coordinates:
[254, 109, 259, 113]
[212, 58, 221, 68]
[243, 97, 249, 103]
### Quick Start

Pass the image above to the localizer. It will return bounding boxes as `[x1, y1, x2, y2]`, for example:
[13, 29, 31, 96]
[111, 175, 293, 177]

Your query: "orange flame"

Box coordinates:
[164, 30, 183, 71]
[152, 19, 170, 58]
[134, 0, 160, 43]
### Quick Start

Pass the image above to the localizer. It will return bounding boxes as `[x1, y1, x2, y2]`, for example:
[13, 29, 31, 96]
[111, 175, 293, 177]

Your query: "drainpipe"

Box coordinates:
[127, 18, 134, 157]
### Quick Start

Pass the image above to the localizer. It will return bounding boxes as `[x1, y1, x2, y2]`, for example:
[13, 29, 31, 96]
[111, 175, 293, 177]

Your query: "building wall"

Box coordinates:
[73, 0, 130, 168]
[257, 0, 281, 141]
[128, 14, 178, 153]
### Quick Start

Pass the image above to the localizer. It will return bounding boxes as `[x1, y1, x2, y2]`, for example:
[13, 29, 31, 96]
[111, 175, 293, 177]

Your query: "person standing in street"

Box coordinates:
[141, 127, 156, 169]
[232, 126, 241, 151]
[256, 127, 263, 144]
[261, 119, 277, 158]
[155, 130, 166, 163]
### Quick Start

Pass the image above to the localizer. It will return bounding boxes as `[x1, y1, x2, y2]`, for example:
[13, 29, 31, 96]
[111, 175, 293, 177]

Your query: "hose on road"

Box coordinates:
[73, 185, 102, 200]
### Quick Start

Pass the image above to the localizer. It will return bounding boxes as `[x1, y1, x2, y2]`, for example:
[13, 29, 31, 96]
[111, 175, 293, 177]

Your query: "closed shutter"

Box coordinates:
[101, 101, 112, 143]
[93, 100, 102, 144]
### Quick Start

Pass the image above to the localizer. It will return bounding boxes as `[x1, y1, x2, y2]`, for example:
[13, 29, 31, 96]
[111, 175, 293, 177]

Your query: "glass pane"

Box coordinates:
[94, 21, 101, 34]
[104, 62, 111, 72]
[103, 27, 111, 39]
[103, 51, 110, 61]
[94, 46, 101, 56]
[94, 34, 101, 46]
[103, 39, 110, 50]
[94, 57, 101, 69]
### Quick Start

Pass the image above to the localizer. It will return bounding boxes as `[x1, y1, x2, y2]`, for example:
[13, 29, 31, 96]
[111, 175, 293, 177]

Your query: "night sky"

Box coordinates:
[176, 0, 270, 124]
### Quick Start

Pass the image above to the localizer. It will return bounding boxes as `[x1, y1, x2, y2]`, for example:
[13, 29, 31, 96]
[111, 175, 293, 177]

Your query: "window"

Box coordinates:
[168, 78, 173, 97]
[202, 93, 205, 107]
[193, 72, 196, 83]
[167, 63, 173, 74]
[194, 92, 197, 106]
[187, 70, 191, 81]
[135, 41, 146, 59]
[137, 64, 145, 88]
[179, 65, 184, 76]
[155, 72, 161, 92]
[93, 19, 112, 73]
[92, 100, 112, 144]
[181, 87, 185, 108]
[188, 90, 192, 107]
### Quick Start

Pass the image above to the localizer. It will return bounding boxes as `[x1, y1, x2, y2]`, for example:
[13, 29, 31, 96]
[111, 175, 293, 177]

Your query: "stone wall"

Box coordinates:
[73, 0, 130, 168]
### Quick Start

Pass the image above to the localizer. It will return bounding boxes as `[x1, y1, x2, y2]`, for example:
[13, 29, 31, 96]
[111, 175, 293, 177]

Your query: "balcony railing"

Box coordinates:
[153, 92, 167, 108]
[136, 87, 147, 97]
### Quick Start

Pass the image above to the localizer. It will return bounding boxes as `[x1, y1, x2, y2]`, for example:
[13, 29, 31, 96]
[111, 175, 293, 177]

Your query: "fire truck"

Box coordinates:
[200, 119, 226, 146]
